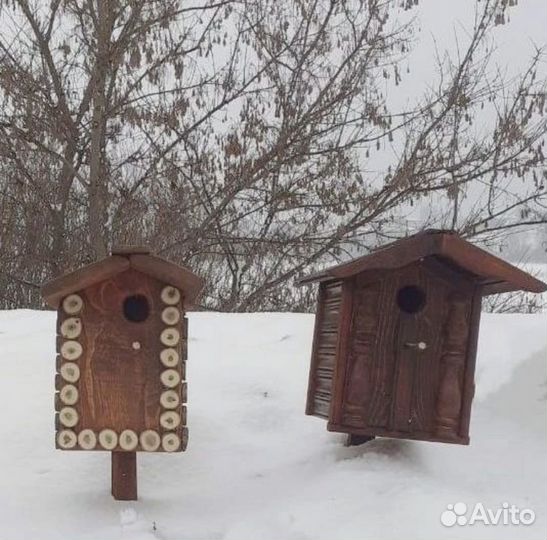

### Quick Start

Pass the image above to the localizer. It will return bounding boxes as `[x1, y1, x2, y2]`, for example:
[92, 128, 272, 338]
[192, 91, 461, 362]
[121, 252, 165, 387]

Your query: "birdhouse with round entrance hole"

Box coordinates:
[41, 247, 204, 500]
[298, 230, 547, 446]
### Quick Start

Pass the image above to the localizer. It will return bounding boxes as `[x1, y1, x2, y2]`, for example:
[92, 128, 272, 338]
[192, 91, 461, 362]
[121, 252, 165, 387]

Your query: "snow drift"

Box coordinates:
[0, 310, 545, 540]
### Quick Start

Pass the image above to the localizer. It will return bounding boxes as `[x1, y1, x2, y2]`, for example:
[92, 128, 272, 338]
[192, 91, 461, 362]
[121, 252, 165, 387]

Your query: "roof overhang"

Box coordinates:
[42, 250, 205, 309]
[296, 230, 547, 296]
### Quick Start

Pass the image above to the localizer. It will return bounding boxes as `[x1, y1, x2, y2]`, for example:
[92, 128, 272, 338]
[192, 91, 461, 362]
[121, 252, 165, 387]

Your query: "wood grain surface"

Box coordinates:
[54, 268, 188, 452]
[305, 280, 343, 418]
[309, 258, 478, 445]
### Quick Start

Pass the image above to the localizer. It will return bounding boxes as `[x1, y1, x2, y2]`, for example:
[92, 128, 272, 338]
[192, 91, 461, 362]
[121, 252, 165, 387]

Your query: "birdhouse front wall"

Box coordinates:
[55, 268, 188, 452]
[308, 259, 482, 445]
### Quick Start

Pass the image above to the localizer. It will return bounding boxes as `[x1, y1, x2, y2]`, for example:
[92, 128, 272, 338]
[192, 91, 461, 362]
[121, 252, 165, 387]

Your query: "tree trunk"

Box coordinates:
[88, 0, 110, 260]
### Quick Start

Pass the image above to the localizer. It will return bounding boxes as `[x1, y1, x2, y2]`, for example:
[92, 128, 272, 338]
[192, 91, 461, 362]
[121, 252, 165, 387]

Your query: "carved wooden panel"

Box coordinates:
[54, 268, 188, 452]
[434, 293, 470, 439]
[330, 260, 476, 444]
[340, 281, 381, 427]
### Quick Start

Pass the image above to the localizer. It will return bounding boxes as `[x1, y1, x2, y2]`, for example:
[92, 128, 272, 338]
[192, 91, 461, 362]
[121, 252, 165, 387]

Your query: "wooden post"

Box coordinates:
[111, 451, 137, 500]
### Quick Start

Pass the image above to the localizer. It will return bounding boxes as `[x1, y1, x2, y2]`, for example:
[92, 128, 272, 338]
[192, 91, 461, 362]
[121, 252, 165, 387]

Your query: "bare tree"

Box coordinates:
[0, 0, 545, 311]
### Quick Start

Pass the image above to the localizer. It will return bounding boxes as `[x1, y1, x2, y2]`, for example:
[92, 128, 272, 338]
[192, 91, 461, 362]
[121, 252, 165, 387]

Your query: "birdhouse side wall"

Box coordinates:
[305, 280, 346, 419]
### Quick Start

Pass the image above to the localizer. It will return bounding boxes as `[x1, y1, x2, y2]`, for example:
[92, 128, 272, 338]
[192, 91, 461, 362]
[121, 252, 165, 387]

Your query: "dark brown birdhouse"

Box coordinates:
[41, 247, 204, 500]
[299, 230, 546, 446]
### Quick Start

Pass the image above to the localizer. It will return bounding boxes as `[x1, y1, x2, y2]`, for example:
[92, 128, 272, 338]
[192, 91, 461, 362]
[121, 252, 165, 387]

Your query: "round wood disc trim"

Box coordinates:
[160, 410, 181, 430]
[62, 294, 83, 315]
[119, 429, 139, 451]
[98, 429, 118, 450]
[78, 429, 97, 450]
[161, 433, 180, 452]
[61, 340, 83, 360]
[160, 369, 181, 388]
[140, 430, 161, 451]
[59, 406, 79, 427]
[160, 286, 180, 305]
[57, 429, 77, 449]
[60, 384, 79, 405]
[160, 348, 179, 368]
[160, 389, 180, 409]
[161, 307, 181, 325]
[60, 362, 80, 383]
[160, 328, 180, 347]
[60, 317, 82, 339]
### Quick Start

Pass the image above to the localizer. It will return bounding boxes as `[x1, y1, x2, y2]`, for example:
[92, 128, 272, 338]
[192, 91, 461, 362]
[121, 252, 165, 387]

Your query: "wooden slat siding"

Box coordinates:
[305, 281, 343, 418]
[328, 279, 354, 425]
[458, 287, 482, 441]
[305, 284, 325, 416]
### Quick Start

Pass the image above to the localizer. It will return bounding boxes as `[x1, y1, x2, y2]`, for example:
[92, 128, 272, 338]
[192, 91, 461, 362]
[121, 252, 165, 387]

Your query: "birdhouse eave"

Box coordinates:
[42, 253, 204, 309]
[296, 230, 547, 296]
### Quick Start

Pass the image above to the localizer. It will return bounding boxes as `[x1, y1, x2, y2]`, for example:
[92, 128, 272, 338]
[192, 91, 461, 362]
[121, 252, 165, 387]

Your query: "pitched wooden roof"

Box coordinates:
[297, 229, 547, 296]
[41, 247, 205, 308]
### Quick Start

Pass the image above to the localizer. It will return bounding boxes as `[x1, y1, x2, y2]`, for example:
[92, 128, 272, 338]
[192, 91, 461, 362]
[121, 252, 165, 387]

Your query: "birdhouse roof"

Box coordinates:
[297, 229, 547, 296]
[41, 247, 205, 309]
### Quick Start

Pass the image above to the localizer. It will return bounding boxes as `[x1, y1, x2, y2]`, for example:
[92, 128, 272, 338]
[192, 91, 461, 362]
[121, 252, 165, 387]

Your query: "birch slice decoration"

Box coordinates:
[160, 327, 180, 347]
[140, 430, 161, 452]
[160, 369, 181, 388]
[59, 406, 79, 427]
[78, 429, 97, 450]
[42, 247, 204, 501]
[62, 294, 83, 315]
[160, 411, 181, 430]
[99, 429, 118, 450]
[162, 433, 180, 452]
[160, 389, 180, 409]
[160, 348, 179, 367]
[60, 317, 82, 339]
[161, 307, 180, 325]
[61, 340, 83, 360]
[57, 430, 77, 449]
[60, 362, 80, 383]
[160, 286, 180, 305]
[59, 384, 79, 405]
[119, 430, 139, 451]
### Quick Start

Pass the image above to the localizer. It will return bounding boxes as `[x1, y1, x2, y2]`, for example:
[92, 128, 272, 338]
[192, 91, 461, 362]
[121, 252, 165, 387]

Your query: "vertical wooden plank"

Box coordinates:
[339, 275, 382, 428]
[329, 279, 354, 426]
[111, 451, 137, 500]
[391, 314, 418, 433]
[458, 288, 482, 441]
[305, 284, 326, 415]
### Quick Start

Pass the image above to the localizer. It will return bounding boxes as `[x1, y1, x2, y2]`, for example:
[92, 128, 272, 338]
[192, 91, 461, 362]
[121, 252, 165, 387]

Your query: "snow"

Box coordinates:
[0, 309, 545, 540]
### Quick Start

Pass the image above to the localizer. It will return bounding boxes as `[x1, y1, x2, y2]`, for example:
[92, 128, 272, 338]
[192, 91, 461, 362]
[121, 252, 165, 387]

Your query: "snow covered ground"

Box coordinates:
[0, 310, 545, 540]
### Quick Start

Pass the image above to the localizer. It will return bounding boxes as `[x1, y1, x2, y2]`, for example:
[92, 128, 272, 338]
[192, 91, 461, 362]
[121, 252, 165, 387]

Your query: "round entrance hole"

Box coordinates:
[396, 285, 426, 314]
[123, 295, 150, 322]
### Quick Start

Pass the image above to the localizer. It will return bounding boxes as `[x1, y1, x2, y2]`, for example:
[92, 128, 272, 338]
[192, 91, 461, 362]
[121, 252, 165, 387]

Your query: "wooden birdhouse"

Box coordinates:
[298, 230, 547, 446]
[41, 247, 204, 500]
